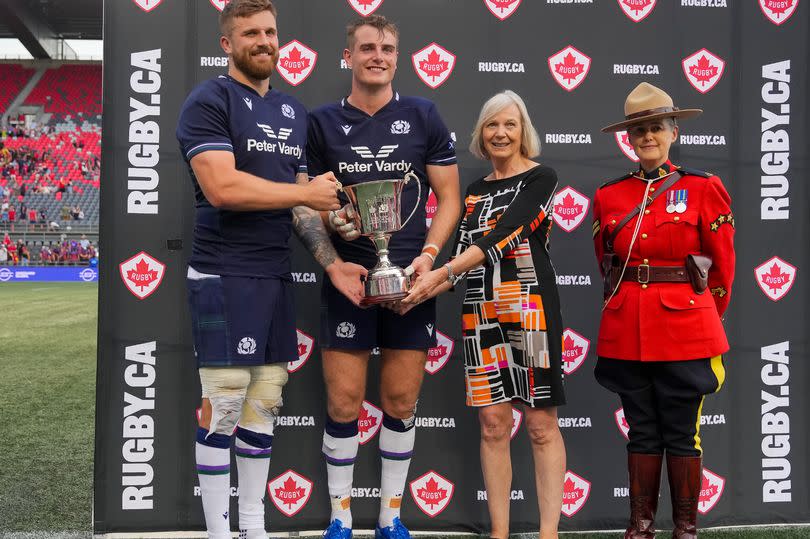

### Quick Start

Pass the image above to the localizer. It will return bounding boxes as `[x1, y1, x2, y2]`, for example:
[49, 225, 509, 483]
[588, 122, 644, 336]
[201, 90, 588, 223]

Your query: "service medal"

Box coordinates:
[665, 190, 677, 214]
[673, 189, 688, 214]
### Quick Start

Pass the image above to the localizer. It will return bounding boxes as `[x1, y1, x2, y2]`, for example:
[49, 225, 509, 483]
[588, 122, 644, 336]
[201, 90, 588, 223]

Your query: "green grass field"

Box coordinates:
[0, 282, 807, 538]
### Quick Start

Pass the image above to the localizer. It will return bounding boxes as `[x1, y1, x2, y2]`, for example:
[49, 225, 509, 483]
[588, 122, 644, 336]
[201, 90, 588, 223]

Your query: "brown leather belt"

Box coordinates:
[621, 264, 688, 284]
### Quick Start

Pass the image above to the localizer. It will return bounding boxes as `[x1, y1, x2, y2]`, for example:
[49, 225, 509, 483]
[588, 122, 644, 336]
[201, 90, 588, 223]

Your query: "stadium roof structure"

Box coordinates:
[0, 0, 101, 59]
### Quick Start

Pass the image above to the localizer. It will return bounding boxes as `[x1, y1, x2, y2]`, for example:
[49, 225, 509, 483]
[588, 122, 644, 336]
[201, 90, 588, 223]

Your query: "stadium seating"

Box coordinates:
[24, 64, 102, 126]
[0, 64, 35, 113]
[2, 63, 102, 234]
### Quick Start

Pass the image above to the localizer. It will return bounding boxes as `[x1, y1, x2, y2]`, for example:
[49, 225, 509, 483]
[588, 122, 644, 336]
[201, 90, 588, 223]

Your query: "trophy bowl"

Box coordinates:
[339, 171, 421, 306]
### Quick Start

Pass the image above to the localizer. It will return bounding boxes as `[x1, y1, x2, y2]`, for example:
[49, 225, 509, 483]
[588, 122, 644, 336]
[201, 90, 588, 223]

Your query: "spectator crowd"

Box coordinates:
[1, 231, 97, 266]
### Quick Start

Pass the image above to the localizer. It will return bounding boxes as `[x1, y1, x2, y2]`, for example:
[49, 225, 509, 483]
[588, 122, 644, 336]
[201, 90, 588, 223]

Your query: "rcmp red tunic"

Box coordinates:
[592, 161, 735, 361]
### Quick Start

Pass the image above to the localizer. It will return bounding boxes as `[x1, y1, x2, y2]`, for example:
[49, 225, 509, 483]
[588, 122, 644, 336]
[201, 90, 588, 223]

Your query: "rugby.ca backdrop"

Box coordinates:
[95, 0, 808, 534]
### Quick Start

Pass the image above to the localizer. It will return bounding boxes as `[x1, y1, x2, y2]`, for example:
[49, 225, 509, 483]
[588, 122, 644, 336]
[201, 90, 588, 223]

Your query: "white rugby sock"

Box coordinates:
[235, 427, 273, 535]
[323, 416, 360, 528]
[378, 414, 416, 528]
[196, 428, 233, 539]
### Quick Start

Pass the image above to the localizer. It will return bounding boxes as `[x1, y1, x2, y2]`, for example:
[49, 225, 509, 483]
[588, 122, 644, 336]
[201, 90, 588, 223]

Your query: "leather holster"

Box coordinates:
[602, 252, 622, 299]
[686, 254, 712, 294]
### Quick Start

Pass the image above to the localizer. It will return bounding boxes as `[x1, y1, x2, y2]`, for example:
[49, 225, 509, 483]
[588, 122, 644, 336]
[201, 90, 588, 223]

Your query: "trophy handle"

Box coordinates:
[400, 171, 422, 229]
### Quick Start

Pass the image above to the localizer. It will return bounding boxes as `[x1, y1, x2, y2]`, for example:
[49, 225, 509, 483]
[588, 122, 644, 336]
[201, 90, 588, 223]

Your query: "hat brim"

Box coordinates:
[601, 109, 703, 133]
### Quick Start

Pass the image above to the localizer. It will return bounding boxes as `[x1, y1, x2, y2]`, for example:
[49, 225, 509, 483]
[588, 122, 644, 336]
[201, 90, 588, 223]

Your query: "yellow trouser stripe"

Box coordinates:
[711, 355, 726, 392]
[693, 396, 705, 455]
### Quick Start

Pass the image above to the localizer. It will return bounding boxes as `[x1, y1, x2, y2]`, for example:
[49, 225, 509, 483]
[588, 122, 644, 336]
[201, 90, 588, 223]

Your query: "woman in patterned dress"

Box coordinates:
[403, 91, 566, 539]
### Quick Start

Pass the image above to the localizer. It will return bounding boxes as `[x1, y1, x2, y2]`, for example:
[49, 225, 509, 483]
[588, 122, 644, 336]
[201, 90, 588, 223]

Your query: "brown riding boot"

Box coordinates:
[625, 452, 663, 539]
[666, 454, 702, 539]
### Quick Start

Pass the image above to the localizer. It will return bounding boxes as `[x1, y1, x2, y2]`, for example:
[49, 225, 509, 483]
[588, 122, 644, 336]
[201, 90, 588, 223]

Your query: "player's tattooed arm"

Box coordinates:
[292, 174, 338, 269]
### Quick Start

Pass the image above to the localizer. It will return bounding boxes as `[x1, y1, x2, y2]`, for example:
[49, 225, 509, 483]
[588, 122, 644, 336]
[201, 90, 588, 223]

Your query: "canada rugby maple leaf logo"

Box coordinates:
[348, 0, 384, 15]
[276, 40, 317, 86]
[417, 477, 448, 508]
[282, 47, 310, 77]
[689, 56, 718, 85]
[562, 335, 583, 365]
[557, 193, 584, 224]
[358, 405, 378, 435]
[490, 0, 519, 9]
[699, 474, 718, 503]
[484, 0, 522, 20]
[623, 0, 653, 13]
[297, 343, 307, 357]
[427, 345, 447, 367]
[127, 258, 158, 291]
[764, 0, 794, 16]
[133, 0, 162, 12]
[754, 256, 796, 301]
[683, 49, 724, 94]
[760, 0, 798, 24]
[563, 477, 584, 508]
[119, 251, 165, 299]
[419, 49, 449, 82]
[412, 43, 456, 89]
[274, 476, 306, 508]
[555, 53, 584, 84]
[553, 186, 590, 233]
[761, 263, 790, 292]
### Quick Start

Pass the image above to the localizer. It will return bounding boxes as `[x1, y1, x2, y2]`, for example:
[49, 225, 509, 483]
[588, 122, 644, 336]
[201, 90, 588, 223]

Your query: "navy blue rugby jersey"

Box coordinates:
[307, 92, 456, 268]
[176, 75, 307, 278]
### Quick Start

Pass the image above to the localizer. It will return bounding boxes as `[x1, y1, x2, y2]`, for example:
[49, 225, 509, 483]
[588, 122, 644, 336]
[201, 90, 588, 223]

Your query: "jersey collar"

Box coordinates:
[340, 91, 400, 116]
[220, 74, 275, 98]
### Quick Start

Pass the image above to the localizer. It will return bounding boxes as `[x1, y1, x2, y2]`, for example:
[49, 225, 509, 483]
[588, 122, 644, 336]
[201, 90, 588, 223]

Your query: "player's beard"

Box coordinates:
[232, 45, 278, 81]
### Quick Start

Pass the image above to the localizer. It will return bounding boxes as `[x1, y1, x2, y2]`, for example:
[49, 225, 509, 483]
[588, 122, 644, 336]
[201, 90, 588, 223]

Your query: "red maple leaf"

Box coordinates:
[417, 477, 447, 508]
[427, 344, 447, 366]
[623, 0, 652, 13]
[274, 476, 305, 508]
[699, 475, 718, 503]
[555, 53, 584, 83]
[561, 335, 583, 364]
[297, 342, 307, 359]
[557, 193, 584, 224]
[489, 0, 519, 11]
[689, 55, 719, 86]
[358, 405, 378, 435]
[127, 258, 158, 291]
[280, 47, 310, 78]
[620, 416, 629, 430]
[562, 477, 584, 507]
[764, 0, 794, 15]
[761, 263, 790, 291]
[419, 49, 449, 81]
[355, 0, 376, 8]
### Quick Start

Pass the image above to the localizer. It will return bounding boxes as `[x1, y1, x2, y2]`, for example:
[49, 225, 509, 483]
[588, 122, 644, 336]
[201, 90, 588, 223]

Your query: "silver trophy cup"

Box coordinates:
[340, 171, 422, 305]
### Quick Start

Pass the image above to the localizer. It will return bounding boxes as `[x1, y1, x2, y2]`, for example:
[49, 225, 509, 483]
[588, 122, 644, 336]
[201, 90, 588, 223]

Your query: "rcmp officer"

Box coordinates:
[592, 83, 735, 539]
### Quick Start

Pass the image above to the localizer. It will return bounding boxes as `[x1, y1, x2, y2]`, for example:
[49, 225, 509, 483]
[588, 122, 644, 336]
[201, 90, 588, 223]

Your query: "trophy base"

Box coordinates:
[360, 291, 408, 306]
[361, 269, 411, 306]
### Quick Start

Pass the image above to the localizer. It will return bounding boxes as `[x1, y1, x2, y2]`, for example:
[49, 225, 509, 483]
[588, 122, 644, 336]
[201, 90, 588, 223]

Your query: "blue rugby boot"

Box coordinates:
[322, 519, 352, 539]
[375, 517, 411, 539]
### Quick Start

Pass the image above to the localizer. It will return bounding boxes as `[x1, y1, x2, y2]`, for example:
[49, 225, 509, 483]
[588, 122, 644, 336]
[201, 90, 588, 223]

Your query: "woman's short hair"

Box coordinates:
[469, 90, 541, 160]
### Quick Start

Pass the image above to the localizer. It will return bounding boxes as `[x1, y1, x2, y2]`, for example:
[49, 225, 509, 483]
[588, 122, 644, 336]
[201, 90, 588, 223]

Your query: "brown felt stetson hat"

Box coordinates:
[601, 82, 702, 133]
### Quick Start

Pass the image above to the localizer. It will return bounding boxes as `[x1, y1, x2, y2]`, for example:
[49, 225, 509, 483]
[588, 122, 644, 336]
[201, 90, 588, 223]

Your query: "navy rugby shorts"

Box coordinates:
[187, 268, 297, 367]
[320, 275, 437, 350]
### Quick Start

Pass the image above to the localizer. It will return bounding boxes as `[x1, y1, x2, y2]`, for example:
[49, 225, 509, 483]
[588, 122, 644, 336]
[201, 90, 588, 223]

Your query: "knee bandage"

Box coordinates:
[199, 367, 251, 436]
[239, 364, 289, 436]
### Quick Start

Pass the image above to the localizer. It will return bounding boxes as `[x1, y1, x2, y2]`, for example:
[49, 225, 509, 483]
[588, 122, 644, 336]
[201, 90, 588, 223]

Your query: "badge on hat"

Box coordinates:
[666, 189, 688, 214]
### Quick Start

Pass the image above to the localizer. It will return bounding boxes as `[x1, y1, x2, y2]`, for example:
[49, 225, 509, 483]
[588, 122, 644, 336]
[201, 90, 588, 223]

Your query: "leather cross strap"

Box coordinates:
[622, 265, 689, 284]
[604, 171, 683, 252]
